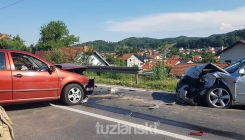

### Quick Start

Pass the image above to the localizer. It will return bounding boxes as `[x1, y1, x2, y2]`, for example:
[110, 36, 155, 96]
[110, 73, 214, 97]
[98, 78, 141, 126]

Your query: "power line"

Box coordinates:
[0, 0, 24, 11]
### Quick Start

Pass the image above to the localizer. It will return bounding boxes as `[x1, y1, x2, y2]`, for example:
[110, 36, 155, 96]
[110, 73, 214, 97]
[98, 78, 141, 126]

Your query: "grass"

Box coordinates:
[163, 43, 176, 49]
[84, 71, 178, 92]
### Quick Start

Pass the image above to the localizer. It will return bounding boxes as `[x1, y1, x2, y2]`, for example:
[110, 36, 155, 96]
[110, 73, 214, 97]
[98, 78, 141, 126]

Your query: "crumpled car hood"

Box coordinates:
[55, 63, 88, 74]
[186, 63, 228, 79]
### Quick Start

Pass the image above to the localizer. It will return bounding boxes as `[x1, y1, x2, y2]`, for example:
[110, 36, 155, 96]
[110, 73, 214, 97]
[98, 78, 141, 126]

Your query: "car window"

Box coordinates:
[11, 53, 49, 71]
[224, 58, 245, 73]
[0, 52, 6, 70]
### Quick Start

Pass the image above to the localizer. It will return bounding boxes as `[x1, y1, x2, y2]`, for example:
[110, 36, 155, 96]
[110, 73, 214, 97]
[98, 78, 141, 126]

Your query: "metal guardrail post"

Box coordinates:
[135, 74, 139, 85]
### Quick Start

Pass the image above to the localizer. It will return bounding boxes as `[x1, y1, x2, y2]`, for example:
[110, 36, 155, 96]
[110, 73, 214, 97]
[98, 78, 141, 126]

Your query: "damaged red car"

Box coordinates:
[0, 49, 94, 105]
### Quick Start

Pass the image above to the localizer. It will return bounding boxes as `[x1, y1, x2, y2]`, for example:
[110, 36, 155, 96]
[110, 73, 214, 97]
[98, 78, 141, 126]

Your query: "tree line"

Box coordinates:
[79, 29, 245, 53]
[1, 20, 245, 55]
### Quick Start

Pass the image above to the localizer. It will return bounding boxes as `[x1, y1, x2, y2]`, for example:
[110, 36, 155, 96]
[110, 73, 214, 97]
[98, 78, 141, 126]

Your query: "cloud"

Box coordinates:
[105, 7, 245, 33]
[219, 23, 244, 31]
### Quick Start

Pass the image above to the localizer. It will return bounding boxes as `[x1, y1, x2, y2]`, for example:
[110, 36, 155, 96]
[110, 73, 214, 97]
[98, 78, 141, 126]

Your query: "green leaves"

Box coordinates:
[0, 35, 31, 52]
[151, 62, 168, 81]
[37, 20, 79, 50]
[43, 49, 67, 64]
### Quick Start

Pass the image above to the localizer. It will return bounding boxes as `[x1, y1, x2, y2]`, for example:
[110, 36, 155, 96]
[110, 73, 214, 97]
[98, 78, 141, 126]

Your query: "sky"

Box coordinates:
[1, 0, 245, 46]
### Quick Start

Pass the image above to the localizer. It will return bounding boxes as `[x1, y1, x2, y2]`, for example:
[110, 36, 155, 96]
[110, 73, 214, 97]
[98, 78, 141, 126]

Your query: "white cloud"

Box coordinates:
[219, 23, 244, 31]
[105, 7, 245, 33]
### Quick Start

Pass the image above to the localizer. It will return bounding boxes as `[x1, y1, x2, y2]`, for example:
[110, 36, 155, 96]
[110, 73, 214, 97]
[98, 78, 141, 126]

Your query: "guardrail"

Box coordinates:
[86, 66, 143, 84]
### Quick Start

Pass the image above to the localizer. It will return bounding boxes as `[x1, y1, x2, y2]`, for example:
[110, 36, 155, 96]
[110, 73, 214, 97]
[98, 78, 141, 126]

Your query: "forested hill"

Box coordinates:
[76, 29, 245, 52]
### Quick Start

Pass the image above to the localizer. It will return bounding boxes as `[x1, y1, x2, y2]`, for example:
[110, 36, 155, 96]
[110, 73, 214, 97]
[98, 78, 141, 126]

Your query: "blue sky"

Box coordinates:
[1, 0, 245, 46]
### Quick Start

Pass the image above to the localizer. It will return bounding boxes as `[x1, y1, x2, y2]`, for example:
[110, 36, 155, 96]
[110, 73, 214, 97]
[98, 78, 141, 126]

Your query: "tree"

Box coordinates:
[104, 54, 124, 66]
[0, 35, 31, 52]
[36, 21, 79, 50]
[201, 53, 217, 63]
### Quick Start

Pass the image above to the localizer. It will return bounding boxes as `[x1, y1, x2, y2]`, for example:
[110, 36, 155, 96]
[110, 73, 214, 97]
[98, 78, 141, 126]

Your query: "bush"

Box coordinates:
[151, 62, 168, 80]
[43, 48, 68, 64]
[101, 72, 134, 80]
[83, 71, 178, 92]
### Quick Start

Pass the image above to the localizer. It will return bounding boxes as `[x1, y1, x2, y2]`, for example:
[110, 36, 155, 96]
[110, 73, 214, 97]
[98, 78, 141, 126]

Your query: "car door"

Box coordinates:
[10, 52, 59, 100]
[235, 72, 245, 103]
[0, 51, 12, 101]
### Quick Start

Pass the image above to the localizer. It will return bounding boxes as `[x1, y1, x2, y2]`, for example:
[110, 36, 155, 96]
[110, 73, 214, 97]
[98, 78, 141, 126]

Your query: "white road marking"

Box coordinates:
[51, 104, 199, 140]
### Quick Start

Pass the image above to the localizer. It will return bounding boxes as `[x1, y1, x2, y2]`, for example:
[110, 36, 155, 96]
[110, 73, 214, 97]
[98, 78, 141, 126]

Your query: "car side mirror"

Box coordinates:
[239, 68, 245, 75]
[49, 66, 56, 72]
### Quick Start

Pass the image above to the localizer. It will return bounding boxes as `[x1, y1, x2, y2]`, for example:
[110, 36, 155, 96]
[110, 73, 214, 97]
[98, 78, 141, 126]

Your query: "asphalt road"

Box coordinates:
[4, 84, 245, 140]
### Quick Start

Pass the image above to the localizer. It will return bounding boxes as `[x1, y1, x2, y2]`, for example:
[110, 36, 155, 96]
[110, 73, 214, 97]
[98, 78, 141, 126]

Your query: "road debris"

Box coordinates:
[188, 131, 204, 136]
[108, 88, 118, 94]
[81, 96, 89, 104]
[148, 101, 163, 109]
[108, 88, 124, 97]
[126, 112, 132, 116]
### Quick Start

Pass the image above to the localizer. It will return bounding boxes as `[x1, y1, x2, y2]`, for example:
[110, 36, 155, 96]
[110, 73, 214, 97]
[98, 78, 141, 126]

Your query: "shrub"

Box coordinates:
[151, 62, 168, 80]
[43, 48, 67, 64]
[101, 72, 134, 80]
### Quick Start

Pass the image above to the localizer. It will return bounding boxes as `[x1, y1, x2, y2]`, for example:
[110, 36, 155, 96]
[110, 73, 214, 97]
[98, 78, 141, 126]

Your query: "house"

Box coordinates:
[142, 61, 154, 70]
[164, 58, 180, 66]
[169, 63, 197, 77]
[169, 63, 228, 77]
[35, 46, 110, 66]
[151, 51, 162, 60]
[143, 54, 162, 63]
[0, 34, 10, 39]
[122, 53, 144, 67]
[206, 50, 216, 53]
[165, 58, 193, 66]
[216, 40, 245, 63]
[164, 55, 181, 66]
[177, 59, 194, 65]
[179, 47, 184, 52]
[192, 55, 202, 62]
[86, 51, 110, 66]
[170, 55, 181, 59]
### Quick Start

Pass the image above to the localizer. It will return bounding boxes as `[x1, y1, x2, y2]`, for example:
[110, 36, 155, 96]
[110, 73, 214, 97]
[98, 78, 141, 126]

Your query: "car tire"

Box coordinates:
[175, 79, 186, 104]
[61, 84, 84, 106]
[205, 85, 232, 109]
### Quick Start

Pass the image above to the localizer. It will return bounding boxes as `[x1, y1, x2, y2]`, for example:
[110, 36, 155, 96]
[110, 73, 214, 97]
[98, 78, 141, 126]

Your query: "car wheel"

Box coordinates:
[205, 85, 232, 109]
[175, 80, 186, 104]
[175, 92, 185, 104]
[62, 84, 84, 106]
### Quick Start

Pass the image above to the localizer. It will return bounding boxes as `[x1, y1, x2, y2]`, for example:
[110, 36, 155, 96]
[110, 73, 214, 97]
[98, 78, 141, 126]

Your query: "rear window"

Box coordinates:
[0, 52, 6, 70]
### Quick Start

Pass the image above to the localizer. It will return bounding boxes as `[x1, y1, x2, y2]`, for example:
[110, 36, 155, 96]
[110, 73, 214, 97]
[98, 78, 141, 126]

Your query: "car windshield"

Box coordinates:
[224, 58, 245, 73]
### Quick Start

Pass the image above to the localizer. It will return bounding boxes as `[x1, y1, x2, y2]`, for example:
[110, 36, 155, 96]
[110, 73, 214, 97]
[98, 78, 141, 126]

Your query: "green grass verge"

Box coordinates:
[84, 71, 178, 92]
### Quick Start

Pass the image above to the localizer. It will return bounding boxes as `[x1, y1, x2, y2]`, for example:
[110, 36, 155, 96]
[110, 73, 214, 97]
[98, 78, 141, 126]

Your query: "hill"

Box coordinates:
[75, 29, 245, 52]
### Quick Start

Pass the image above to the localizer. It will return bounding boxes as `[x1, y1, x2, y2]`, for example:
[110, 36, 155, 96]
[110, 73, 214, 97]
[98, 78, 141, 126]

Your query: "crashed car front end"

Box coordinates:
[55, 63, 95, 95]
[176, 63, 230, 105]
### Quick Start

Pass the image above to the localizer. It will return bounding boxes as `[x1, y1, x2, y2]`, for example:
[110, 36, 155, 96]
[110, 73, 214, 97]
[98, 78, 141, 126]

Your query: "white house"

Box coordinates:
[76, 51, 110, 66]
[216, 40, 245, 63]
[123, 53, 144, 67]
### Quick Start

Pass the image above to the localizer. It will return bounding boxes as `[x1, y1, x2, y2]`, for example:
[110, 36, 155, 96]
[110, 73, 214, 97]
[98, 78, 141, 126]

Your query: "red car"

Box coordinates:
[0, 49, 94, 105]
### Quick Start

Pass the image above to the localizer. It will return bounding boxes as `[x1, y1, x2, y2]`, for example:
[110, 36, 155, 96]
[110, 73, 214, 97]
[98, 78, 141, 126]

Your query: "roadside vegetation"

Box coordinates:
[42, 48, 178, 92]
[84, 62, 178, 92]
